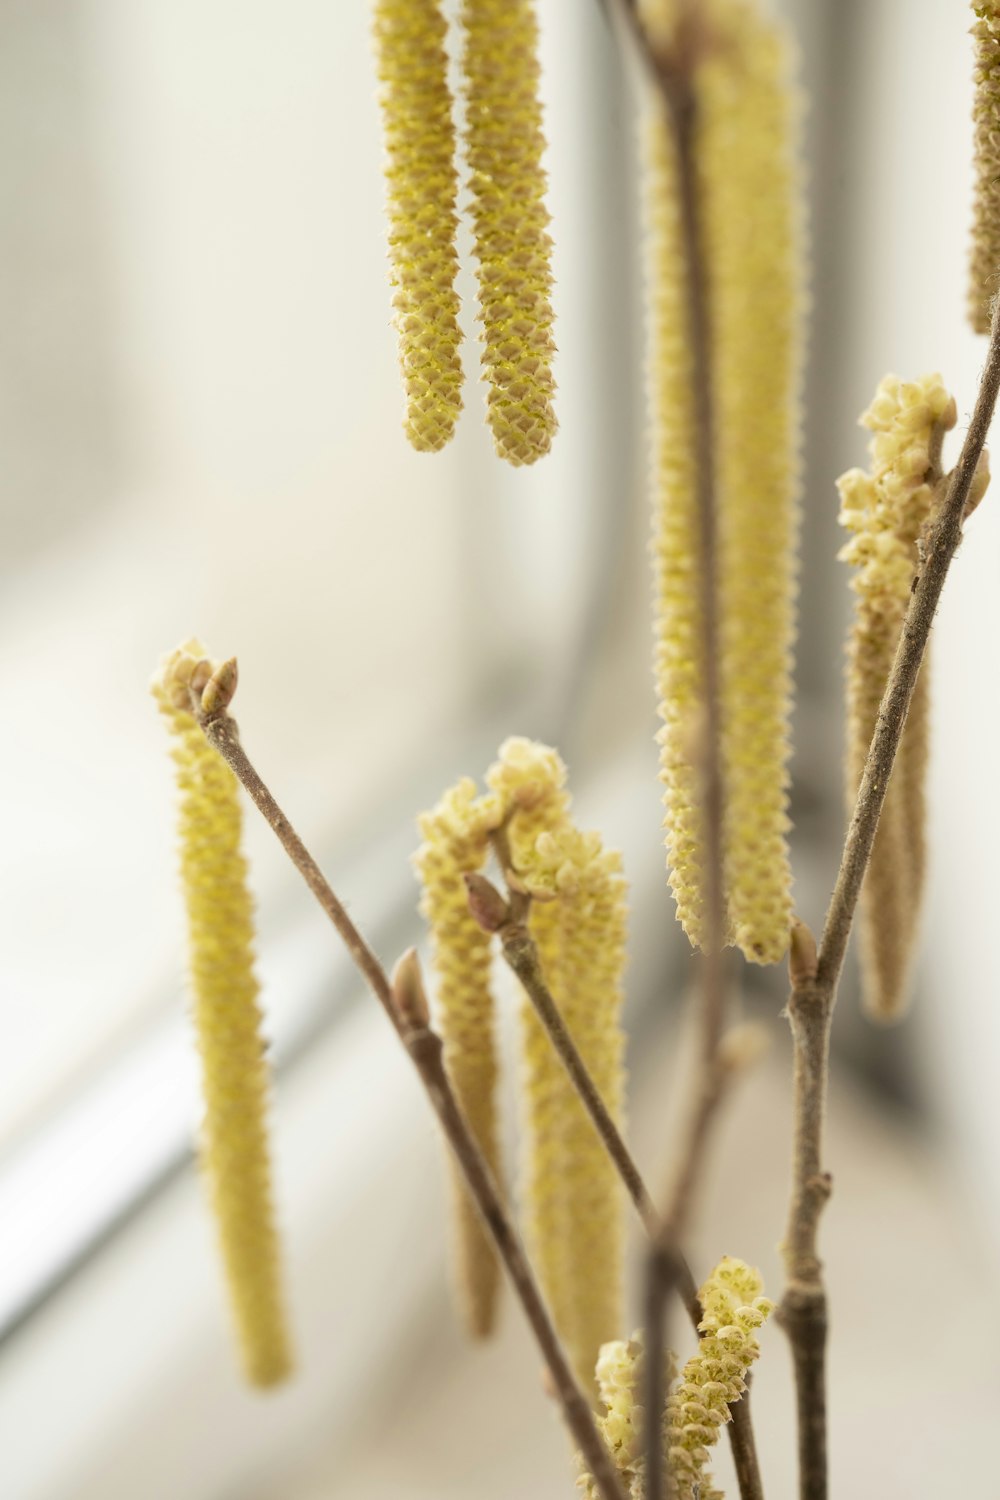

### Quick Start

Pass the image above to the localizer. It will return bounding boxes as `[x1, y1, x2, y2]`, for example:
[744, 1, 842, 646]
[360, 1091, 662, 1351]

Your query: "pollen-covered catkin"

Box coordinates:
[646, 112, 707, 951]
[152, 642, 292, 1389]
[709, 5, 802, 965]
[414, 778, 504, 1337]
[373, 0, 464, 451]
[969, 3, 1000, 333]
[523, 824, 629, 1385]
[836, 375, 985, 1021]
[459, 0, 557, 464]
[485, 738, 627, 1387]
[664, 1257, 773, 1499]
[576, 1257, 771, 1499]
[643, 0, 802, 964]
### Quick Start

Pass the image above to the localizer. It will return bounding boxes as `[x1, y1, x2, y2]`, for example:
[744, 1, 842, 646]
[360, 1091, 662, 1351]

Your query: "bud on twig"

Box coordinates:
[391, 948, 431, 1032]
[789, 919, 818, 987]
[463, 871, 511, 934]
[201, 656, 239, 716]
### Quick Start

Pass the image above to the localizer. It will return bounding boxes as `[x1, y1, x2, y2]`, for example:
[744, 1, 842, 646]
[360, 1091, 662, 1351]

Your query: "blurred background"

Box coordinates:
[1, 0, 999, 1495]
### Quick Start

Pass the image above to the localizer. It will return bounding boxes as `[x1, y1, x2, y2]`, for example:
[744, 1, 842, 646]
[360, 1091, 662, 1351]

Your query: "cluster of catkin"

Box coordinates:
[414, 737, 628, 1386]
[642, 0, 803, 966]
[837, 378, 990, 1021]
[577, 1256, 773, 1500]
[372, 0, 556, 463]
[151, 642, 293, 1389]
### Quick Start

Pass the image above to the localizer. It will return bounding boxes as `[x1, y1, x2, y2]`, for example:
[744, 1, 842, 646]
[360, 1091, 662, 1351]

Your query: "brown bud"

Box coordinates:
[462, 872, 510, 934]
[390, 947, 430, 1031]
[201, 656, 239, 715]
[789, 918, 818, 986]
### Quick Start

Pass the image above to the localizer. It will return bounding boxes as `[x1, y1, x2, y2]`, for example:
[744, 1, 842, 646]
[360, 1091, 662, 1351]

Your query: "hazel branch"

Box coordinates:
[778, 301, 1000, 1500]
[189, 687, 626, 1500]
[470, 849, 764, 1499]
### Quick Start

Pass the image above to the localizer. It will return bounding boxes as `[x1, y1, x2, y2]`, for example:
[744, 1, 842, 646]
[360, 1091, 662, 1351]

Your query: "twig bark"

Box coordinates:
[472, 854, 761, 1500]
[196, 706, 626, 1500]
[778, 300, 1000, 1500]
[728, 1381, 765, 1500]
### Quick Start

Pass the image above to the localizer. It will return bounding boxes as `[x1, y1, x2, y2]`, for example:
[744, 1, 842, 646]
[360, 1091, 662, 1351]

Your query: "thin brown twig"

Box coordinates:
[477, 842, 765, 1498]
[729, 1381, 765, 1500]
[195, 704, 627, 1500]
[467, 852, 702, 1325]
[778, 298, 1000, 1500]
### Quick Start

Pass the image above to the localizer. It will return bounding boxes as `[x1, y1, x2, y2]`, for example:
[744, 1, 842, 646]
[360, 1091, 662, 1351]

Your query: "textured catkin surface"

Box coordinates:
[644, 0, 801, 965]
[153, 650, 292, 1389]
[577, 1257, 771, 1500]
[488, 740, 626, 1388]
[460, 0, 557, 464]
[373, 0, 464, 451]
[707, 10, 801, 965]
[646, 115, 707, 951]
[837, 375, 960, 1022]
[969, 4, 1000, 333]
[414, 780, 504, 1338]
[547, 842, 627, 1387]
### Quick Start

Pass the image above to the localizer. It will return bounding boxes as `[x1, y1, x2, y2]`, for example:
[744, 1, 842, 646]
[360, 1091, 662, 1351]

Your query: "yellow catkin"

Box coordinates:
[528, 826, 628, 1386]
[969, 4, 1000, 333]
[837, 375, 967, 1022]
[414, 778, 504, 1338]
[152, 641, 292, 1389]
[459, 0, 557, 464]
[663, 1257, 773, 1499]
[486, 738, 627, 1388]
[373, 0, 464, 452]
[644, 0, 802, 965]
[577, 1258, 771, 1499]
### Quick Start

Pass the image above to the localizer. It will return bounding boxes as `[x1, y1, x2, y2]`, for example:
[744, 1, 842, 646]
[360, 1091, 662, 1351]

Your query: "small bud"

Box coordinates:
[463, 872, 510, 934]
[391, 947, 430, 1031]
[789, 918, 818, 986]
[201, 656, 239, 715]
[965, 450, 991, 519]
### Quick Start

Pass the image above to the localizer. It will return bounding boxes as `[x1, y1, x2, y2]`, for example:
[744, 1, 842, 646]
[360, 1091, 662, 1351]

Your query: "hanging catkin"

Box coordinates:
[837, 374, 989, 1021]
[373, 0, 464, 451]
[643, 0, 803, 965]
[414, 778, 504, 1337]
[577, 1257, 772, 1500]
[460, 0, 558, 464]
[969, 3, 1000, 333]
[152, 642, 293, 1389]
[486, 740, 627, 1388]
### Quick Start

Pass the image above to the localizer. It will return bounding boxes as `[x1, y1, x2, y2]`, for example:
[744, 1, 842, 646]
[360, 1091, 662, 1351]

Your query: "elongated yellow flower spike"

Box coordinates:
[577, 1258, 770, 1498]
[373, 0, 464, 451]
[664, 1257, 773, 1498]
[576, 1335, 648, 1498]
[970, 3, 1000, 333]
[644, 0, 802, 965]
[836, 375, 986, 1021]
[518, 824, 628, 1385]
[460, 0, 557, 464]
[839, 377, 988, 1020]
[485, 739, 627, 1386]
[152, 641, 292, 1389]
[414, 778, 504, 1338]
